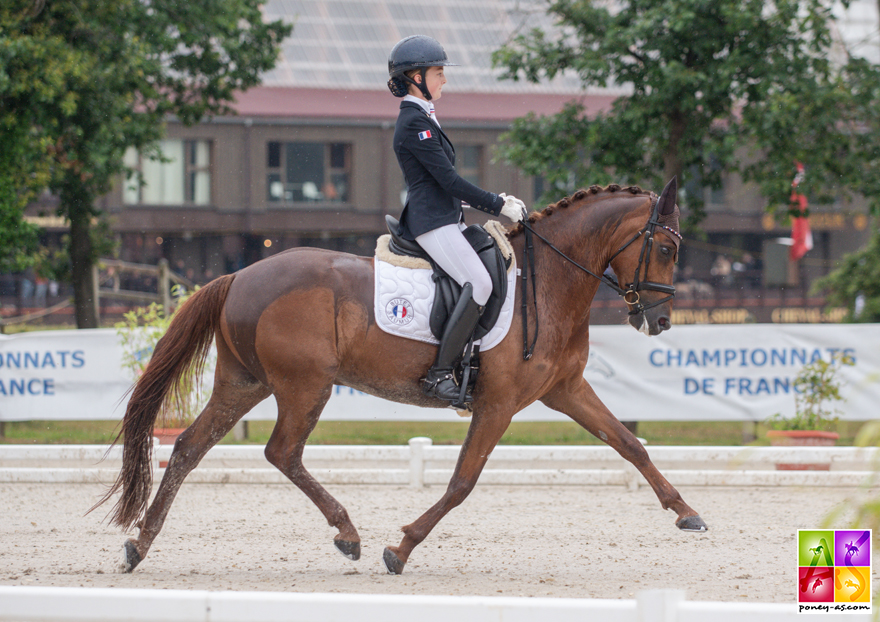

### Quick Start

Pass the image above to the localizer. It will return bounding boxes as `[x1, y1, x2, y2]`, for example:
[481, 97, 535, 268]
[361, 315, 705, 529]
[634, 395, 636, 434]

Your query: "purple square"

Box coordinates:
[835, 530, 871, 567]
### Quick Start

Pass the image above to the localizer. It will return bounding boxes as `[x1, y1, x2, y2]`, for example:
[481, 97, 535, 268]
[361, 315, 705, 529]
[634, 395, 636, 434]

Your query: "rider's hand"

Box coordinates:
[499, 193, 528, 222]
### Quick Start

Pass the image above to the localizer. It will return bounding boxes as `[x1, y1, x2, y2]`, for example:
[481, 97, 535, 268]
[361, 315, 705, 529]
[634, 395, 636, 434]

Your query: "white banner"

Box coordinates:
[579, 323, 879, 422]
[2, 325, 878, 422]
[0, 329, 130, 422]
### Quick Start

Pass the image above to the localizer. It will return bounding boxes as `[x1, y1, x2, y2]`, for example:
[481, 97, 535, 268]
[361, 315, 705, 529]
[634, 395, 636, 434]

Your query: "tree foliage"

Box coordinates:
[492, 0, 880, 227]
[0, 125, 43, 273]
[0, 4, 87, 272]
[813, 227, 880, 322]
[0, 0, 290, 326]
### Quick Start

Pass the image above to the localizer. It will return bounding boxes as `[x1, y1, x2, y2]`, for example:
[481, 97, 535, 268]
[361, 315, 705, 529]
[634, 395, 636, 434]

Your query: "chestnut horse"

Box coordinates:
[97, 179, 707, 576]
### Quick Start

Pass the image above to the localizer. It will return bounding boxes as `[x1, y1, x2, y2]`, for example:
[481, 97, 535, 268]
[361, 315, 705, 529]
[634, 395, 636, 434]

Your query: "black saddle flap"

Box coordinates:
[429, 224, 509, 341]
[461, 225, 496, 254]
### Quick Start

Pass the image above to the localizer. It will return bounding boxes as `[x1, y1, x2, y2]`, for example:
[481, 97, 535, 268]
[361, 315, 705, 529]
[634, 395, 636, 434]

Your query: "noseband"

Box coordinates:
[518, 195, 682, 359]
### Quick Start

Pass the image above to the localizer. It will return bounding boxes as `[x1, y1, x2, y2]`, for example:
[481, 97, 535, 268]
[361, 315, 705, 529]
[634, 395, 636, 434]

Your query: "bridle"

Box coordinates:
[517, 195, 682, 360]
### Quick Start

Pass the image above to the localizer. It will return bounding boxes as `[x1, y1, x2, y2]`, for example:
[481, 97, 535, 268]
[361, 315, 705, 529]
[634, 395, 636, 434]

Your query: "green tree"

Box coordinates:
[0, 127, 43, 273]
[0, 8, 85, 272]
[813, 228, 880, 322]
[492, 0, 880, 226]
[0, 0, 290, 327]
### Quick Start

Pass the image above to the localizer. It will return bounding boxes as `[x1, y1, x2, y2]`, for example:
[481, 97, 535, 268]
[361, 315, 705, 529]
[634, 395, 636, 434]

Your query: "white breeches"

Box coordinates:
[416, 223, 493, 306]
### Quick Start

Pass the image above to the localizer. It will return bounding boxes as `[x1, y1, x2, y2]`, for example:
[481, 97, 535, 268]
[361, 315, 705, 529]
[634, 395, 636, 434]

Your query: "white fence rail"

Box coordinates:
[0, 586, 859, 622]
[1, 440, 878, 488]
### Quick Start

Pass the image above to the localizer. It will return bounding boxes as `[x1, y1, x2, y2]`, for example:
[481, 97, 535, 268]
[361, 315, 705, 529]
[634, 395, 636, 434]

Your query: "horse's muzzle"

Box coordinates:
[629, 309, 672, 336]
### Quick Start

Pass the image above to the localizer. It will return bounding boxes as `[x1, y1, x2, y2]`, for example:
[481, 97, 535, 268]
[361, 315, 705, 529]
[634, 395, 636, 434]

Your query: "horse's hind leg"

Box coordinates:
[120, 343, 270, 573]
[541, 376, 707, 532]
[264, 382, 361, 561]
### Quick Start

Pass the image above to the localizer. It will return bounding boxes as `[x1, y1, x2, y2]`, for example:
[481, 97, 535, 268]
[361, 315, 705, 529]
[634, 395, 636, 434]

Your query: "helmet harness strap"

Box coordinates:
[398, 67, 432, 100]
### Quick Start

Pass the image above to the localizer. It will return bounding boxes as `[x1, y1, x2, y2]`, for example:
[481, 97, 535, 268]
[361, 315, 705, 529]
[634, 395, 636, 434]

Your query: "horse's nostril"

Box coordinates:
[658, 316, 671, 330]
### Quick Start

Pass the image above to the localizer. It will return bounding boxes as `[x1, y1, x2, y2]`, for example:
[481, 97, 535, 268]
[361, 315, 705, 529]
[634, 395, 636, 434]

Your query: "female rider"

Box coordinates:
[387, 35, 527, 406]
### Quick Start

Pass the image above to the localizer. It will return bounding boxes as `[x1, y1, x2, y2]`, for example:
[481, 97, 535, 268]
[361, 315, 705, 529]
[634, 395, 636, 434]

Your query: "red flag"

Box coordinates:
[789, 162, 813, 261]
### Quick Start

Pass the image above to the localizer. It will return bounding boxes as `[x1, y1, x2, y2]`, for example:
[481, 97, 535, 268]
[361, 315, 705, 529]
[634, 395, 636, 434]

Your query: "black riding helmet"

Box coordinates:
[387, 35, 458, 100]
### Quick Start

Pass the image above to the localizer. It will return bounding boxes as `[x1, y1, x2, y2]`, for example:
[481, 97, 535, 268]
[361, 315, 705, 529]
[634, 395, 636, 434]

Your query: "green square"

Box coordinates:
[799, 530, 835, 566]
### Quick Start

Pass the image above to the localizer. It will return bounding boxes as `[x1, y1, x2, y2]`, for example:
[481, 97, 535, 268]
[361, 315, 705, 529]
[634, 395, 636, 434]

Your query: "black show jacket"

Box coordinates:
[393, 100, 504, 240]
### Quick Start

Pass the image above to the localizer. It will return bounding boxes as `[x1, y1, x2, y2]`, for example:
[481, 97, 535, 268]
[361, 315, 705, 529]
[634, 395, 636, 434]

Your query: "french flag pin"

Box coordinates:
[418, 130, 432, 140]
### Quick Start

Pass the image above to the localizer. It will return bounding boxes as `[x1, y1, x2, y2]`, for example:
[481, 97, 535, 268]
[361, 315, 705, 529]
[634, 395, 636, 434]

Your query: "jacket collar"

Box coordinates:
[402, 94, 432, 117]
[399, 100, 449, 144]
[400, 100, 428, 115]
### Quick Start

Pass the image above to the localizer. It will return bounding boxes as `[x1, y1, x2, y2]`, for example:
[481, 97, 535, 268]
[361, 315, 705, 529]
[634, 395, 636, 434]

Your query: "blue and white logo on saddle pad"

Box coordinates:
[374, 226, 516, 351]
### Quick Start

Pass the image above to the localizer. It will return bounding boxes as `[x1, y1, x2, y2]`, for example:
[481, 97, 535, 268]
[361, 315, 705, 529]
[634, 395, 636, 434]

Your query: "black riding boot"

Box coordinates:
[423, 284, 483, 405]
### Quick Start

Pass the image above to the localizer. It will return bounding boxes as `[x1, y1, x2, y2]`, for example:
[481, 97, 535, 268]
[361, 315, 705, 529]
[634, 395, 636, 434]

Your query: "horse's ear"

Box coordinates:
[655, 176, 678, 217]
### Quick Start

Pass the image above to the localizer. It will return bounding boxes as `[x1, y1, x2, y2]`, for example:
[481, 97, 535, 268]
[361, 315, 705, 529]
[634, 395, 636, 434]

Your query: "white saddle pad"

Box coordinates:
[374, 239, 517, 352]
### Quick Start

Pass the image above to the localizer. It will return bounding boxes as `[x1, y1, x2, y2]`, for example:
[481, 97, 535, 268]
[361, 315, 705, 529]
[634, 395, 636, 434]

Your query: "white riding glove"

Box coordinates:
[499, 193, 528, 222]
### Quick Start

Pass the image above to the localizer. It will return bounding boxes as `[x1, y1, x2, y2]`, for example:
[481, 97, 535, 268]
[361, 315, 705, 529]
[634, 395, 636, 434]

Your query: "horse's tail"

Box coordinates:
[93, 273, 235, 530]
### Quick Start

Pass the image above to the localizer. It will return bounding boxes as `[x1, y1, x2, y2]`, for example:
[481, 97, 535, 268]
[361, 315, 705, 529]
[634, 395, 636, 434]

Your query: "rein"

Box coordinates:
[518, 195, 679, 360]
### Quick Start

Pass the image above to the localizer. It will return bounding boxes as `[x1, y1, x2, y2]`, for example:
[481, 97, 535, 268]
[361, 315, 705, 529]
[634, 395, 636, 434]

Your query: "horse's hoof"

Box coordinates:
[383, 547, 406, 575]
[116, 539, 142, 573]
[334, 539, 361, 561]
[676, 515, 708, 532]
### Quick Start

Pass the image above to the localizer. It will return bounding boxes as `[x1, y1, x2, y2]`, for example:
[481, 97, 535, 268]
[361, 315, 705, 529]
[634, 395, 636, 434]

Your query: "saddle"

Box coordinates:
[384, 215, 511, 341]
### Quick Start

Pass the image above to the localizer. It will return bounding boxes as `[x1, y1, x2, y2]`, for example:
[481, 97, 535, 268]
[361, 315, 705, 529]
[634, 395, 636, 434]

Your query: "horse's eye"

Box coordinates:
[660, 247, 671, 257]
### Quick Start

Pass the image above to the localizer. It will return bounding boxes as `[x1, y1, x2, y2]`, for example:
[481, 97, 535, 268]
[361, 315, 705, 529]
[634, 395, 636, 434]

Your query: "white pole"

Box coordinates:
[408, 437, 432, 487]
[637, 589, 686, 622]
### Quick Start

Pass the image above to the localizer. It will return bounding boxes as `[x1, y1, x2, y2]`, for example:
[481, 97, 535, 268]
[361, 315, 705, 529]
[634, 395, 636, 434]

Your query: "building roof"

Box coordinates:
[259, 0, 614, 96]
[259, 0, 880, 92]
[241, 0, 880, 122]
[833, 0, 880, 64]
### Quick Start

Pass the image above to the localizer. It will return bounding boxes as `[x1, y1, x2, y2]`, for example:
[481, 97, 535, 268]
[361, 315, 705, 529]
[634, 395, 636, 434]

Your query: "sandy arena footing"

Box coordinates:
[2, 481, 877, 602]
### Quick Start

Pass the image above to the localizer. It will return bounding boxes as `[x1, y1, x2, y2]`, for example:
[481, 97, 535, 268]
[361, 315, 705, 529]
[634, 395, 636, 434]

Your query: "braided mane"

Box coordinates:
[507, 183, 650, 239]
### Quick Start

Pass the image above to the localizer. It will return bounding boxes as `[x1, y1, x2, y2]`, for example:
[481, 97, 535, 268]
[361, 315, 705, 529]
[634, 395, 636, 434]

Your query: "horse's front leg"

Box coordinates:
[541, 376, 707, 532]
[383, 409, 513, 575]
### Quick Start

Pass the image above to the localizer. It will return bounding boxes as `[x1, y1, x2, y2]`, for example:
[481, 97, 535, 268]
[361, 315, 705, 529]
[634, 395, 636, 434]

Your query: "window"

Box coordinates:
[458, 145, 482, 186]
[533, 176, 546, 203]
[267, 141, 351, 204]
[706, 155, 725, 208]
[124, 139, 212, 205]
[685, 156, 725, 211]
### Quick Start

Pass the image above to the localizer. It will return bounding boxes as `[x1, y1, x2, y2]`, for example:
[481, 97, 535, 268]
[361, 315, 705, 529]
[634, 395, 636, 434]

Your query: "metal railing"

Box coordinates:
[1, 259, 193, 331]
[91, 257, 194, 321]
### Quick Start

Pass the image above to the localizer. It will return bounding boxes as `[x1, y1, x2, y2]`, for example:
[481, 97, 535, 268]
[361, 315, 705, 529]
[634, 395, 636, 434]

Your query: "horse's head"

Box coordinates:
[608, 177, 682, 336]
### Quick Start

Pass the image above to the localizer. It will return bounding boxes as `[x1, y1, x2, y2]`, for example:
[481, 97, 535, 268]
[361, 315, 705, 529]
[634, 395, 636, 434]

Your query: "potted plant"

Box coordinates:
[765, 352, 855, 470]
[116, 286, 211, 460]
